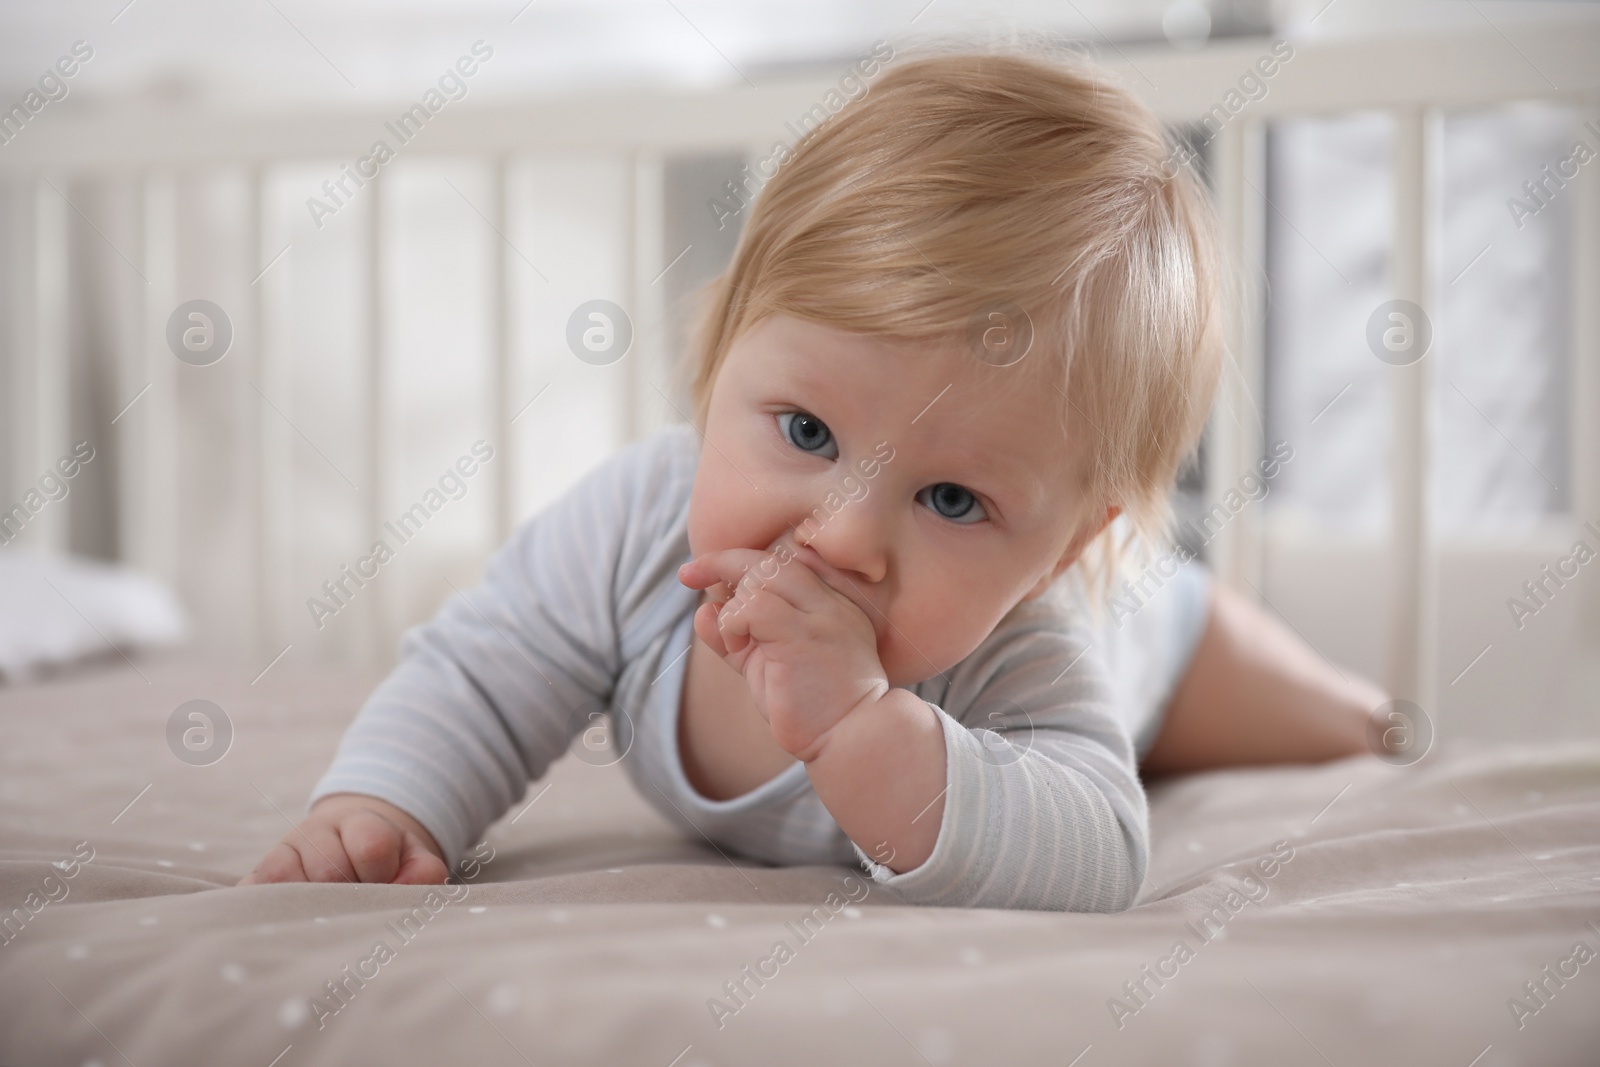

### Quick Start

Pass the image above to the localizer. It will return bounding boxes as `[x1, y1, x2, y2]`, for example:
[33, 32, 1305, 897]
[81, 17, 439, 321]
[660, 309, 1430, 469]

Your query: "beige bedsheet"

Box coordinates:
[1, 652, 1596, 1066]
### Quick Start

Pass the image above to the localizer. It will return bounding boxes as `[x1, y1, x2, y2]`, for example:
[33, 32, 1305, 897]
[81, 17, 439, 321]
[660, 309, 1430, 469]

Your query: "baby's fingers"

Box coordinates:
[719, 586, 801, 648]
[237, 840, 311, 885]
[393, 831, 450, 885]
[679, 550, 769, 597]
[289, 823, 359, 884]
[693, 598, 735, 657]
[338, 809, 408, 884]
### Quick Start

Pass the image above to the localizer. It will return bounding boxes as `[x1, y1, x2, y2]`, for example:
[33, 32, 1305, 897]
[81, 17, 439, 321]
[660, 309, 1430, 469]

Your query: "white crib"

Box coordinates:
[1, 21, 1596, 741]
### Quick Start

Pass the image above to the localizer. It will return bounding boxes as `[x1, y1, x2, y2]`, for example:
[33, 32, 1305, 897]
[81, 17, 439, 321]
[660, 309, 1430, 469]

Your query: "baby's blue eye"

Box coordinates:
[919, 483, 987, 524]
[777, 411, 837, 458]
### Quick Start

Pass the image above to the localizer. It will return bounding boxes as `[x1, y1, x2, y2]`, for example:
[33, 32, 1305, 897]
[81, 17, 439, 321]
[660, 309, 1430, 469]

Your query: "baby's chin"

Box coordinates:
[881, 647, 960, 691]
[881, 618, 1010, 689]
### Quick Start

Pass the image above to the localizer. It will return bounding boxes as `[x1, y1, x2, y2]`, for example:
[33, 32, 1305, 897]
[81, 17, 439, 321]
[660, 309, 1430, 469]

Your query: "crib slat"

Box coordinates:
[251, 166, 293, 660]
[628, 149, 667, 442]
[5, 183, 39, 542]
[123, 173, 180, 588]
[1387, 106, 1438, 713]
[363, 173, 389, 664]
[248, 165, 266, 655]
[111, 179, 143, 570]
[1206, 119, 1268, 592]
[489, 157, 515, 544]
[27, 178, 69, 553]
[1575, 97, 1600, 641]
[1, 184, 16, 513]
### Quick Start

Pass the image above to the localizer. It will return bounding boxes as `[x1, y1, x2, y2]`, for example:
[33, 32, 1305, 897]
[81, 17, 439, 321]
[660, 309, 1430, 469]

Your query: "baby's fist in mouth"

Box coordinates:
[677, 530, 889, 762]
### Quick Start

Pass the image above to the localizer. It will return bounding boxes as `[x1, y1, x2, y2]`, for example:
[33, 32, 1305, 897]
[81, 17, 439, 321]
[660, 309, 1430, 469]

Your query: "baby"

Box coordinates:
[239, 48, 1385, 910]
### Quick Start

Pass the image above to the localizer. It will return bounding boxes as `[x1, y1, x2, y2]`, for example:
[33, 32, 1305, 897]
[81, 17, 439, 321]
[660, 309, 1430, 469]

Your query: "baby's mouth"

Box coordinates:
[771, 530, 885, 635]
[702, 532, 888, 651]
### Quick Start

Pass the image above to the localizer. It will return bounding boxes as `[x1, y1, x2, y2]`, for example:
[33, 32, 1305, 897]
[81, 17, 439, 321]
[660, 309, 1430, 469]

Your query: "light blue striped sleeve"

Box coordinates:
[849, 600, 1148, 912]
[304, 438, 662, 868]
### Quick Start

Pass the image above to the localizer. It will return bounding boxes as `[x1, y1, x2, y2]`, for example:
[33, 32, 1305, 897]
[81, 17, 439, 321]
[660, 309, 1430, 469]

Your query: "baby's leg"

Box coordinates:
[1138, 580, 1384, 776]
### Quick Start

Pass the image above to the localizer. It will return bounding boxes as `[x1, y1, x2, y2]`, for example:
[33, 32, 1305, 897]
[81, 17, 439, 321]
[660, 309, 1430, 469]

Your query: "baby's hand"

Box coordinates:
[236, 793, 448, 886]
[678, 532, 890, 764]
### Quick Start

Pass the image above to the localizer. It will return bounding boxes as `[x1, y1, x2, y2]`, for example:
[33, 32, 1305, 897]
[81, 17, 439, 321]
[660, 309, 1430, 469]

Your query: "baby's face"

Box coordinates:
[687, 313, 1107, 688]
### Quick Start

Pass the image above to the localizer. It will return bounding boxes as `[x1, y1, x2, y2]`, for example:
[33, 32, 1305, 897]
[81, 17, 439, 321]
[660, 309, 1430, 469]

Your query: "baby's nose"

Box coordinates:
[790, 508, 887, 585]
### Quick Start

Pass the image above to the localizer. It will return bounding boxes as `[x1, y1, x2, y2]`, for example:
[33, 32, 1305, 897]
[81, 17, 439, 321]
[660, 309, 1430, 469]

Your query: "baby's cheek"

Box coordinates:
[686, 474, 739, 559]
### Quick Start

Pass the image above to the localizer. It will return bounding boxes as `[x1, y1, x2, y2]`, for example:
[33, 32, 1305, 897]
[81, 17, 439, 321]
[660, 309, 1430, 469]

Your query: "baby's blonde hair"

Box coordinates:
[684, 44, 1225, 617]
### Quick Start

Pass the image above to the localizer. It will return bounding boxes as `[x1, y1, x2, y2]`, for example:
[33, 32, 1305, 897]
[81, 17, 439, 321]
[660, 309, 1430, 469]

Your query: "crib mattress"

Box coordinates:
[1, 652, 1596, 1065]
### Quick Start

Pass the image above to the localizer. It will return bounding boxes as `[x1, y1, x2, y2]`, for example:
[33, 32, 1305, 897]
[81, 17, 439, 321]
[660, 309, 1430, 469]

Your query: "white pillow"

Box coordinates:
[0, 550, 189, 682]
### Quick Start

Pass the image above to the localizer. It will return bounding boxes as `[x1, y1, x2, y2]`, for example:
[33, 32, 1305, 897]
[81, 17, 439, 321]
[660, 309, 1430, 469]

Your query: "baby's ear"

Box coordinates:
[1091, 504, 1122, 537]
[1061, 503, 1120, 568]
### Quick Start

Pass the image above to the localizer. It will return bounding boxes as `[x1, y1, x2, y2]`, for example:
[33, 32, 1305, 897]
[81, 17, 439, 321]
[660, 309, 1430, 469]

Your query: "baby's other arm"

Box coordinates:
[238, 433, 681, 885]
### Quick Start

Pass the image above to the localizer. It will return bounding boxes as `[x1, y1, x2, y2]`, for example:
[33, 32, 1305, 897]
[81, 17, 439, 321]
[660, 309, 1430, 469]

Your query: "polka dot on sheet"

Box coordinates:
[65, 944, 89, 960]
[469, 906, 487, 914]
[278, 998, 309, 1029]
[220, 962, 247, 983]
[842, 906, 862, 920]
[155, 860, 174, 868]
[188, 842, 207, 852]
[705, 913, 727, 929]
[313, 917, 329, 924]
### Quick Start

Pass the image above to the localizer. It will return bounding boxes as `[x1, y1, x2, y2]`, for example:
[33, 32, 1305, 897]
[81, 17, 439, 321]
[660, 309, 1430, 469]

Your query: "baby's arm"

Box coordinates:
[238, 438, 669, 886]
[837, 624, 1147, 912]
[1139, 579, 1384, 775]
[683, 540, 1147, 912]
